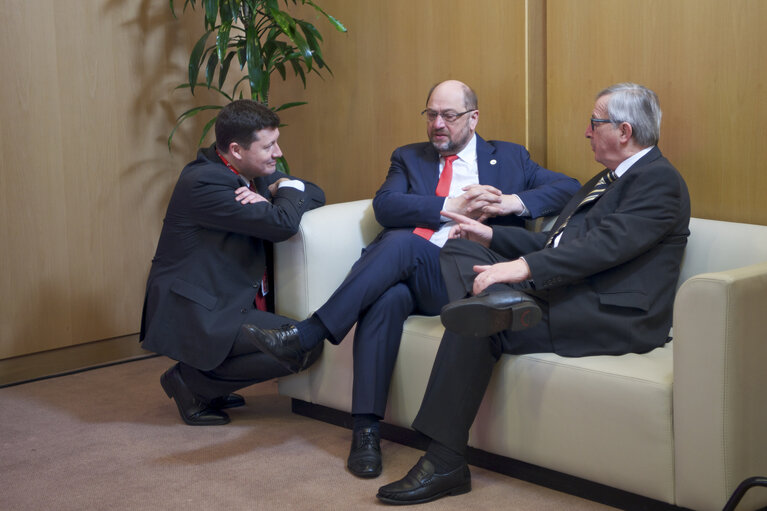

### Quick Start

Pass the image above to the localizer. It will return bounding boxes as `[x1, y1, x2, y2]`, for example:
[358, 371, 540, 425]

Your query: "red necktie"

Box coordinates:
[413, 154, 458, 240]
[255, 269, 268, 311]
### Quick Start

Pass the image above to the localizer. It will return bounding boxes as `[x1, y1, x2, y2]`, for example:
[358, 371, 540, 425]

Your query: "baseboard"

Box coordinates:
[291, 399, 692, 511]
[0, 334, 156, 387]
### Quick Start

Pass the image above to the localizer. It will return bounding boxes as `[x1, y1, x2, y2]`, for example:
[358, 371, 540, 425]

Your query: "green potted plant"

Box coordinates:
[168, 0, 346, 172]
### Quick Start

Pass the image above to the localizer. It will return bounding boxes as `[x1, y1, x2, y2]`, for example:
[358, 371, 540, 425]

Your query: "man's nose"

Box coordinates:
[432, 115, 447, 129]
[273, 143, 283, 158]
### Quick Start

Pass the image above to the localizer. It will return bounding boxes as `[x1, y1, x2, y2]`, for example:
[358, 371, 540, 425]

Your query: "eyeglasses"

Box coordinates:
[421, 109, 476, 123]
[589, 117, 626, 131]
[589, 118, 613, 131]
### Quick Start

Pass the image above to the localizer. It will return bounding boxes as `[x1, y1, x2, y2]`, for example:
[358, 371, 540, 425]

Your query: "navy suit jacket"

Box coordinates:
[372, 135, 580, 231]
[489, 146, 691, 356]
[140, 145, 325, 370]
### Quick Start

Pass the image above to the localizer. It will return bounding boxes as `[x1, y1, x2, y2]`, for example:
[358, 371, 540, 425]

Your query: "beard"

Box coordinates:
[428, 126, 472, 155]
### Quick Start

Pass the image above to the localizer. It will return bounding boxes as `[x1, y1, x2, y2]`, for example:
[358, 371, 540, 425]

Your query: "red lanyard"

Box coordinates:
[216, 148, 253, 189]
[215, 148, 242, 176]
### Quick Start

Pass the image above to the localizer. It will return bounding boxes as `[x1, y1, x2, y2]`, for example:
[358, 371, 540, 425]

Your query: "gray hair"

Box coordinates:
[597, 83, 662, 147]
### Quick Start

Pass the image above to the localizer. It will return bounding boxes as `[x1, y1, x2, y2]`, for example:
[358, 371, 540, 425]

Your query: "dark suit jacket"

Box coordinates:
[372, 135, 580, 230]
[490, 146, 691, 356]
[140, 145, 325, 370]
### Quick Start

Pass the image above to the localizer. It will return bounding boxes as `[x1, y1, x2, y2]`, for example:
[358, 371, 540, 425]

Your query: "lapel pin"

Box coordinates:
[490, 159, 497, 165]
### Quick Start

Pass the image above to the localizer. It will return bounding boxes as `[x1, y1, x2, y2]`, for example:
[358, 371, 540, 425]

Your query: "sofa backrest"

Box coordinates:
[678, 217, 767, 289]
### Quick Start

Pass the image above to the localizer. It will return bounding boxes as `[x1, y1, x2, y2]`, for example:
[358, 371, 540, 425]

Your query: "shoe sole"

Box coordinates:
[348, 464, 382, 478]
[160, 371, 230, 426]
[440, 299, 541, 337]
[376, 481, 471, 505]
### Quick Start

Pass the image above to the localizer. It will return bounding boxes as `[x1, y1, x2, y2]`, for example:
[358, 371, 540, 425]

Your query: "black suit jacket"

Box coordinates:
[490, 147, 691, 356]
[140, 145, 325, 370]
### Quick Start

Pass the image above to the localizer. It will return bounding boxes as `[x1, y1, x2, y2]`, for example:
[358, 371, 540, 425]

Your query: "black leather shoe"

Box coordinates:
[160, 365, 230, 426]
[376, 457, 471, 505]
[347, 427, 382, 478]
[440, 289, 542, 337]
[240, 323, 323, 373]
[209, 393, 245, 410]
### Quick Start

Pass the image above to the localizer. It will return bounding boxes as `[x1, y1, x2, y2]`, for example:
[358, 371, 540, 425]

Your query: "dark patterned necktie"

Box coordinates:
[545, 170, 617, 248]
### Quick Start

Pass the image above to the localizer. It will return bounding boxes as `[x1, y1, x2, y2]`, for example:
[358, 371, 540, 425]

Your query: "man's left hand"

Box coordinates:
[472, 259, 531, 295]
[462, 184, 502, 217]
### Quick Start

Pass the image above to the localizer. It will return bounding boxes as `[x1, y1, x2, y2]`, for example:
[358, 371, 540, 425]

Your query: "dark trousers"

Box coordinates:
[178, 309, 293, 400]
[412, 238, 553, 453]
[314, 229, 450, 417]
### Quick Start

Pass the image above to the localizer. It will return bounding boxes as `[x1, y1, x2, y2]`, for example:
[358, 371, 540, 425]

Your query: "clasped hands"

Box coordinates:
[444, 184, 524, 222]
[441, 209, 532, 295]
[235, 178, 291, 204]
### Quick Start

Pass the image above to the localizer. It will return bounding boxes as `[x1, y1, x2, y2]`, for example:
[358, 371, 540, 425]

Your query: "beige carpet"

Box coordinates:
[0, 356, 617, 510]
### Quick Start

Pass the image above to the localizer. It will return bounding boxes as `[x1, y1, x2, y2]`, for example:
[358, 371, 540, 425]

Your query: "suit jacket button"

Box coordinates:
[240, 308, 247, 313]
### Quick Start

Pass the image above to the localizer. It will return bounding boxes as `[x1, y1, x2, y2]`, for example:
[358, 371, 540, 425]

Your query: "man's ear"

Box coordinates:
[228, 142, 243, 162]
[469, 110, 479, 131]
[618, 122, 633, 143]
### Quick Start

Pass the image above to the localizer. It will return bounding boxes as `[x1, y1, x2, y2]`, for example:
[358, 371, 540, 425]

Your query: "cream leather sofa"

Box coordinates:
[274, 199, 767, 511]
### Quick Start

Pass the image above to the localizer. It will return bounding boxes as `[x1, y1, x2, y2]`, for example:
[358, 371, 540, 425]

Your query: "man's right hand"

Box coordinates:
[442, 210, 493, 247]
[235, 186, 268, 205]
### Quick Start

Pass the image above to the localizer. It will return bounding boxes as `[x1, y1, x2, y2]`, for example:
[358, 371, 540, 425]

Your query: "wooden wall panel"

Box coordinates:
[268, 0, 533, 205]
[546, 0, 767, 225]
[0, 0, 209, 359]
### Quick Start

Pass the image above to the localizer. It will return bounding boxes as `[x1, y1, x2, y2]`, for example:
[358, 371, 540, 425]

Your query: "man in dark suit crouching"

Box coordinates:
[376, 83, 690, 505]
[140, 100, 325, 426]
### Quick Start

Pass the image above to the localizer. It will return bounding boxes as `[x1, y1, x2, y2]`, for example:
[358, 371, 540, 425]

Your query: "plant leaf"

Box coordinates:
[216, 21, 232, 63]
[218, 51, 237, 89]
[203, 0, 218, 29]
[218, 0, 237, 23]
[274, 62, 286, 80]
[276, 156, 290, 175]
[274, 101, 307, 112]
[297, 20, 322, 60]
[198, 114, 219, 147]
[306, 0, 347, 33]
[288, 58, 307, 87]
[167, 104, 223, 150]
[245, 23, 264, 101]
[189, 30, 212, 94]
[205, 51, 219, 88]
[269, 7, 313, 68]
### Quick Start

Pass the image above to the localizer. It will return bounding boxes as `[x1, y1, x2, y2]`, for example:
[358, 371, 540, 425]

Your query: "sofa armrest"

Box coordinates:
[673, 261, 767, 510]
[274, 198, 381, 320]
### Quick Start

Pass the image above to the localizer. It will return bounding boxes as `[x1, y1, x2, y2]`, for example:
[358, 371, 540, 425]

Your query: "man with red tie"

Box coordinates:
[243, 80, 579, 477]
[140, 100, 325, 426]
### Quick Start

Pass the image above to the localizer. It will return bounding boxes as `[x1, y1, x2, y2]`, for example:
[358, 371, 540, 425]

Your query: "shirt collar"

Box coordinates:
[614, 146, 653, 177]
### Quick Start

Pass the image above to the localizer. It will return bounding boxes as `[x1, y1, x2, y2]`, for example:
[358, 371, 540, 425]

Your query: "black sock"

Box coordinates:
[352, 414, 380, 432]
[425, 439, 465, 473]
[296, 315, 329, 351]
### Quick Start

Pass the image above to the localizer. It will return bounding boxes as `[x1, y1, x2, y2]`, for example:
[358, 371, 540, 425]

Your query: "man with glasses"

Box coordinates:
[376, 83, 690, 505]
[244, 80, 579, 478]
